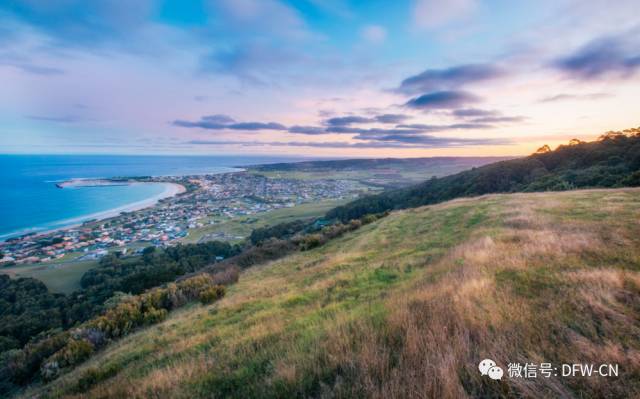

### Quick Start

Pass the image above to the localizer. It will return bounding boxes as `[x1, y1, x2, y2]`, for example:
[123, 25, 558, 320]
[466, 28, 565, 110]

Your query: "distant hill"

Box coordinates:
[327, 129, 640, 221]
[248, 156, 512, 173]
[248, 156, 514, 189]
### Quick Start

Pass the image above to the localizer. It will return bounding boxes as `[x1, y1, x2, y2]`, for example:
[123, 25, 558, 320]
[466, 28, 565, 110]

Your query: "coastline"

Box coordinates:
[1, 182, 186, 241]
[70, 182, 187, 222]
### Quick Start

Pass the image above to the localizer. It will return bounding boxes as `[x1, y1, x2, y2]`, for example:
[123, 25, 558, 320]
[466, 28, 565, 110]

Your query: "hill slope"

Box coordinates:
[31, 188, 640, 398]
[327, 131, 640, 221]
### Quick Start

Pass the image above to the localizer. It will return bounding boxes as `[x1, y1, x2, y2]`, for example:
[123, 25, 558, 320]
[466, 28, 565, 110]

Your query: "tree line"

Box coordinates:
[327, 129, 640, 222]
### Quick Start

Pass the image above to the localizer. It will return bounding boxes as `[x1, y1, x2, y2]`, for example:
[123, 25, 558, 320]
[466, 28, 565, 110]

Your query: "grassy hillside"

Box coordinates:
[29, 188, 640, 398]
[328, 131, 640, 221]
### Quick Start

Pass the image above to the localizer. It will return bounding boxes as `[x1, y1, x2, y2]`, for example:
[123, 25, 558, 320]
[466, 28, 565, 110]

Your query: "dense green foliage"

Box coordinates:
[0, 276, 67, 350]
[249, 218, 311, 245]
[0, 241, 238, 395]
[327, 130, 640, 221]
[1, 274, 227, 393]
[80, 241, 237, 298]
[66, 241, 237, 322]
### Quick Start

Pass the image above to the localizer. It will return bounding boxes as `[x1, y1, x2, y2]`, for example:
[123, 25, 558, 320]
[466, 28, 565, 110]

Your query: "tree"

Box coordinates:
[535, 144, 551, 154]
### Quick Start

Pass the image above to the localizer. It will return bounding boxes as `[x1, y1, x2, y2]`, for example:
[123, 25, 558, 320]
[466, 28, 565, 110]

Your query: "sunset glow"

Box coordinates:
[1, 0, 638, 156]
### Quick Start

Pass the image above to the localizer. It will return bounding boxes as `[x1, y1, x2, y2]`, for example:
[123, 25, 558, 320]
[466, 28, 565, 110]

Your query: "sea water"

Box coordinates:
[0, 154, 308, 240]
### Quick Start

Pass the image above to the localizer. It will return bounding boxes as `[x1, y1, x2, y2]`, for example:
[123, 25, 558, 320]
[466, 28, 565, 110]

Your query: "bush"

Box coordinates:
[24, 273, 229, 386]
[199, 286, 226, 304]
[250, 219, 310, 245]
[212, 266, 240, 286]
[142, 308, 167, 324]
[40, 360, 60, 382]
[298, 234, 325, 251]
[361, 214, 379, 224]
[58, 338, 94, 367]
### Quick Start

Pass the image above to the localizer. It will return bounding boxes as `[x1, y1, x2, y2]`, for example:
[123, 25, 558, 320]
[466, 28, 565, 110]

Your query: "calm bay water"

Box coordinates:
[0, 154, 310, 240]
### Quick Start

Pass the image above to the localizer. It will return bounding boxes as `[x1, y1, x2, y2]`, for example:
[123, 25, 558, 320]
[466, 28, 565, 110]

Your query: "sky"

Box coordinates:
[0, 0, 639, 157]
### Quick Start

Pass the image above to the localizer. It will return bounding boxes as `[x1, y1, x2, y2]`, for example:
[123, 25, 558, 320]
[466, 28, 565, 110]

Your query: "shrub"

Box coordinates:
[40, 360, 60, 382]
[176, 274, 216, 300]
[199, 286, 226, 304]
[142, 307, 167, 324]
[298, 234, 325, 251]
[250, 219, 310, 244]
[348, 219, 362, 230]
[212, 266, 240, 285]
[58, 338, 94, 367]
[360, 214, 376, 224]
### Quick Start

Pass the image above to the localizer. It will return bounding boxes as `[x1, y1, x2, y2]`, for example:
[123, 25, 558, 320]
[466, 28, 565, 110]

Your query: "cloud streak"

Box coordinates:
[405, 91, 480, 110]
[539, 93, 612, 103]
[396, 123, 493, 131]
[287, 125, 326, 135]
[325, 115, 374, 126]
[468, 116, 525, 123]
[172, 115, 286, 131]
[397, 64, 503, 94]
[175, 110, 509, 149]
[452, 108, 498, 118]
[174, 111, 505, 138]
[186, 134, 508, 149]
[554, 35, 640, 80]
[374, 114, 410, 124]
[450, 108, 525, 124]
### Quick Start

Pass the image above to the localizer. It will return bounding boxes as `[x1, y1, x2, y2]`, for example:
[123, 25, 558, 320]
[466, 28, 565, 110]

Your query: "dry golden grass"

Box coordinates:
[29, 188, 640, 399]
[312, 190, 640, 398]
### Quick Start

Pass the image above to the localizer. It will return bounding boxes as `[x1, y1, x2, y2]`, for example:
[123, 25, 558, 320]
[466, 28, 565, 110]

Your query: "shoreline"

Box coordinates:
[0, 182, 186, 242]
[0, 159, 325, 243]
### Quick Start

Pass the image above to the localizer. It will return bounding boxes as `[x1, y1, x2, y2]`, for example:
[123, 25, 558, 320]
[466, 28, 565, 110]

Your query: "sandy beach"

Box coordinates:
[2, 182, 186, 240]
[72, 182, 187, 222]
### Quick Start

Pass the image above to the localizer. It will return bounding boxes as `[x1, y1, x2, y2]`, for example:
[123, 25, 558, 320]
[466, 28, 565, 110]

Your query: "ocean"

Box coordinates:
[0, 154, 311, 241]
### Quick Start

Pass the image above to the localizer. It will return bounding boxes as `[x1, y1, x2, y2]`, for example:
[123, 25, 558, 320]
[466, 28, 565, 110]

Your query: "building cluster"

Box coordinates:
[0, 172, 362, 265]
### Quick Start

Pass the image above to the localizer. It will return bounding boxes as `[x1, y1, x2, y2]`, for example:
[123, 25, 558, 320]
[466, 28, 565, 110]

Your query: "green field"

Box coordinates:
[180, 199, 350, 244]
[246, 157, 510, 187]
[250, 168, 452, 182]
[248, 167, 462, 187]
[1, 259, 98, 294]
[32, 188, 640, 398]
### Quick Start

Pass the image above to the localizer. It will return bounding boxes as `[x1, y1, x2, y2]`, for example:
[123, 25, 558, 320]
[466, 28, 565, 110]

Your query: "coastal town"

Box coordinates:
[0, 171, 366, 265]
